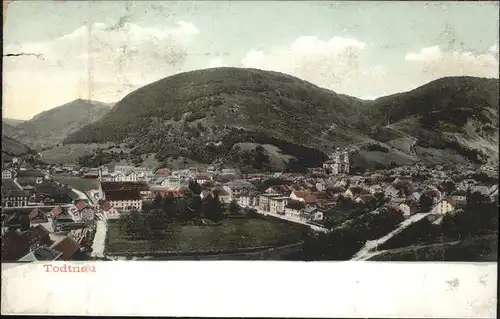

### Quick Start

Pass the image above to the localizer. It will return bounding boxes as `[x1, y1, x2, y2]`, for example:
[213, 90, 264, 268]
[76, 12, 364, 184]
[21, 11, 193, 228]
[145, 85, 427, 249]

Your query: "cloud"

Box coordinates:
[238, 37, 499, 100]
[240, 36, 387, 98]
[404, 45, 499, 80]
[3, 20, 200, 119]
[208, 57, 225, 68]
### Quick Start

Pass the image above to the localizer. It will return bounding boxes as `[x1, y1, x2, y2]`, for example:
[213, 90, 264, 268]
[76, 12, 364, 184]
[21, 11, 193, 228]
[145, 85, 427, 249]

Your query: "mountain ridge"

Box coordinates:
[6, 99, 114, 150]
[17, 67, 499, 170]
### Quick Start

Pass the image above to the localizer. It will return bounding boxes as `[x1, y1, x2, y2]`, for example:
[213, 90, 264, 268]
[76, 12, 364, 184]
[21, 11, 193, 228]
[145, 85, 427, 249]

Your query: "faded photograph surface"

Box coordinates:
[2, 1, 498, 262]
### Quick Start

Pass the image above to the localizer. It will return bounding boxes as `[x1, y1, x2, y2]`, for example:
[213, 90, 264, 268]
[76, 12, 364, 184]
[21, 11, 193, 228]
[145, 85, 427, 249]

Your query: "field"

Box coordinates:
[105, 217, 305, 253]
[52, 175, 100, 191]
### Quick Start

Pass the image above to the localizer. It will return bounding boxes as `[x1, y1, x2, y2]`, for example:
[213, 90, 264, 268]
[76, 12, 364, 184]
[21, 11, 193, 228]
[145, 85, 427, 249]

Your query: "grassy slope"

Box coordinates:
[368, 76, 499, 165]
[2, 135, 33, 156]
[105, 218, 304, 253]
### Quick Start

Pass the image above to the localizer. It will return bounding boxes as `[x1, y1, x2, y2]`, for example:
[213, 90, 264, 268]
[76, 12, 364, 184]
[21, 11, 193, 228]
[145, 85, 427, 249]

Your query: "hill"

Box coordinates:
[366, 76, 499, 166]
[64, 68, 374, 170]
[63, 68, 499, 170]
[2, 122, 19, 138]
[2, 135, 34, 157]
[3, 118, 26, 127]
[8, 99, 114, 150]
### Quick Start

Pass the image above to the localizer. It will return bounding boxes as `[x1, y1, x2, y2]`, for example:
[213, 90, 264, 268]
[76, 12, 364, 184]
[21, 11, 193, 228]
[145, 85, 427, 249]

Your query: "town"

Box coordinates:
[2, 147, 498, 262]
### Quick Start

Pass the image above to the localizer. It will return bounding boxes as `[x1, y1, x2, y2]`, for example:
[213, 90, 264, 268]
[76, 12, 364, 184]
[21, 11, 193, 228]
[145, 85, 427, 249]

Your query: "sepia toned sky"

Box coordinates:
[3, 1, 499, 120]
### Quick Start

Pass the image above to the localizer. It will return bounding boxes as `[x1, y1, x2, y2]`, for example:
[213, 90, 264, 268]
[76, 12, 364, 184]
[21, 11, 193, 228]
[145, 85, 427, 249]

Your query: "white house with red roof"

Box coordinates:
[99, 200, 120, 219]
[289, 191, 318, 205]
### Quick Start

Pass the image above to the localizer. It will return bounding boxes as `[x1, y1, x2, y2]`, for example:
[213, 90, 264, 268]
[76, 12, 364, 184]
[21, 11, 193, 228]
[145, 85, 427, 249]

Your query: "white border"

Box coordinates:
[1, 261, 497, 317]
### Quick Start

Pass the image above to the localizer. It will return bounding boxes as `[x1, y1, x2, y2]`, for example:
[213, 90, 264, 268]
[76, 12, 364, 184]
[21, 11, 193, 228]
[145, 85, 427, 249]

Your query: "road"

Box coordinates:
[252, 206, 329, 233]
[351, 211, 434, 261]
[384, 124, 419, 159]
[68, 184, 108, 258]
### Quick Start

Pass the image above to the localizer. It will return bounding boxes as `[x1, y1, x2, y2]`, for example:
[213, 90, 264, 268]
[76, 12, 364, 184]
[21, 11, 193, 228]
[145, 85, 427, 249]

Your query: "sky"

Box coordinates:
[3, 0, 499, 120]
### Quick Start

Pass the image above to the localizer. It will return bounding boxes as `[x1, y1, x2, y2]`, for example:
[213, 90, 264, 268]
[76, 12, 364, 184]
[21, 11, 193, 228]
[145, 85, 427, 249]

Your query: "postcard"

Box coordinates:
[2, 1, 498, 317]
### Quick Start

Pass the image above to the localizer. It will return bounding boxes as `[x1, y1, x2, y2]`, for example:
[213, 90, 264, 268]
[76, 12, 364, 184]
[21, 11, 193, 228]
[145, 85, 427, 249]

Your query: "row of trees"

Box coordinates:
[118, 184, 228, 240]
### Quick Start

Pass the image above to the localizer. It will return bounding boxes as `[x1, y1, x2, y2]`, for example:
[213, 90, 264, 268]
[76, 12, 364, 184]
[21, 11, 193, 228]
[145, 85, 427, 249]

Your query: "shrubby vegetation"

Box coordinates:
[301, 208, 405, 260]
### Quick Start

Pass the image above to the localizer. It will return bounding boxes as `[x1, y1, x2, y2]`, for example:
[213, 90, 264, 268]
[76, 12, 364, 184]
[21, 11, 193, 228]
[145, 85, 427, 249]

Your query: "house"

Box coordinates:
[368, 184, 384, 194]
[99, 182, 143, 211]
[1, 229, 32, 260]
[290, 191, 318, 205]
[99, 200, 120, 219]
[398, 201, 419, 217]
[2, 169, 15, 179]
[29, 208, 48, 223]
[1, 225, 52, 261]
[354, 194, 377, 205]
[222, 168, 239, 175]
[160, 176, 188, 190]
[150, 188, 185, 198]
[3, 213, 23, 230]
[51, 205, 66, 218]
[18, 246, 63, 262]
[302, 206, 324, 222]
[195, 172, 213, 185]
[284, 200, 307, 220]
[423, 188, 442, 204]
[50, 236, 81, 261]
[409, 192, 422, 202]
[430, 198, 455, 216]
[265, 185, 291, 195]
[323, 149, 349, 175]
[83, 168, 100, 179]
[258, 194, 282, 212]
[211, 188, 231, 204]
[344, 186, 370, 199]
[384, 184, 400, 199]
[200, 190, 212, 200]
[449, 190, 467, 205]
[156, 168, 171, 176]
[223, 180, 256, 200]
[207, 166, 215, 173]
[72, 201, 94, 222]
[26, 224, 52, 246]
[2, 186, 30, 208]
[269, 196, 289, 215]
[326, 186, 346, 194]
[237, 190, 258, 208]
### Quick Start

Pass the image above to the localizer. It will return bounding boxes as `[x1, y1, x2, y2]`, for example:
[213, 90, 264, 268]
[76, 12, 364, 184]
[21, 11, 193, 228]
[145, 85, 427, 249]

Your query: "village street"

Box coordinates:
[254, 207, 329, 233]
[66, 185, 107, 259]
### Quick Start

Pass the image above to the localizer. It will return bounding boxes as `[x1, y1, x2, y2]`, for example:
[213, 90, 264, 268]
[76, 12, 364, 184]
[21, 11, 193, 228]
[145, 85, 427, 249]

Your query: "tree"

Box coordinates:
[374, 192, 387, 206]
[202, 193, 224, 222]
[229, 200, 240, 214]
[418, 193, 434, 213]
[153, 194, 163, 209]
[188, 180, 202, 195]
[441, 180, 456, 195]
[253, 145, 270, 170]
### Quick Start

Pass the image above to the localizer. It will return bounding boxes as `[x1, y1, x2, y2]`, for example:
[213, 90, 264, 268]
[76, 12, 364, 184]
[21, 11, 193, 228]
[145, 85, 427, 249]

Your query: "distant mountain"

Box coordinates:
[3, 118, 26, 127]
[8, 99, 114, 150]
[62, 68, 499, 170]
